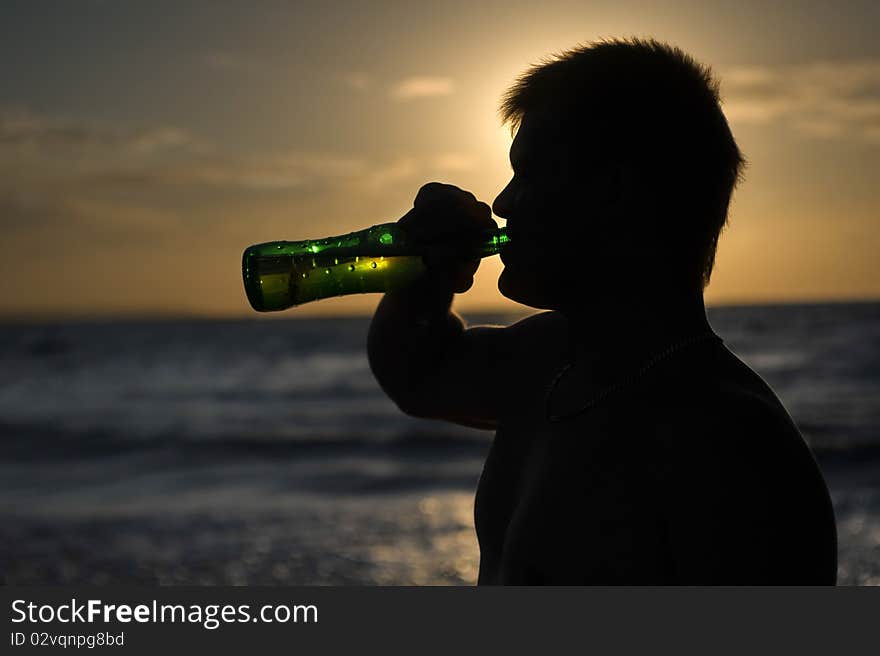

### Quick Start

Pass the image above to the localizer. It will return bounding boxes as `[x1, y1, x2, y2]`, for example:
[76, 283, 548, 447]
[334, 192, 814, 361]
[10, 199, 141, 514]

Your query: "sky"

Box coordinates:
[1, 0, 878, 319]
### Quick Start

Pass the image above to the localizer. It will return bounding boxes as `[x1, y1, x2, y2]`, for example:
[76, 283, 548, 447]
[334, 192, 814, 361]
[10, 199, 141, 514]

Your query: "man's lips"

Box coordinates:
[503, 226, 542, 249]
[498, 224, 532, 264]
[499, 238, 525, 265]
[500, 226, 554, 265]
[505, 223, 544, 240]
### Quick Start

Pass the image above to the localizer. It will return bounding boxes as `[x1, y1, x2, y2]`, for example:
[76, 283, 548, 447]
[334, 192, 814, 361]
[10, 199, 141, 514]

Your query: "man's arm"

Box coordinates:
[367, 182, 510, 429]
[367, 278, 510, 429]
[368, 285, 563, 429]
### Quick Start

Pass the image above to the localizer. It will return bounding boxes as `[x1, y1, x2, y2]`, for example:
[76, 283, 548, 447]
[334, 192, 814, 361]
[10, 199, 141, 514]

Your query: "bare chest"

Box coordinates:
[474, 401, 667, 583]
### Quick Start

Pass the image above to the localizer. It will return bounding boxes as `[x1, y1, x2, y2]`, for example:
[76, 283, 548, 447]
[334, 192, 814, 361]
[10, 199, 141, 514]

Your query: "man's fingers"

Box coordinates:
[414, 181, 479, 210]
[397, 207, 418, 228]
[402, 184, 496, 288]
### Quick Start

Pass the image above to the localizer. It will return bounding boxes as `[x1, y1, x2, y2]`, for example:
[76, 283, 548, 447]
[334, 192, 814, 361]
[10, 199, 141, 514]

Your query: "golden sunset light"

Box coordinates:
[1, 0, 878, 319]
[2, 1, 879, 593]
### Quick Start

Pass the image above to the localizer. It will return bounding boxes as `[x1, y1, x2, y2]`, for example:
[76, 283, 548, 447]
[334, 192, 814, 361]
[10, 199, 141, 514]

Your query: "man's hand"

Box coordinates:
[398, 182, 497, 294]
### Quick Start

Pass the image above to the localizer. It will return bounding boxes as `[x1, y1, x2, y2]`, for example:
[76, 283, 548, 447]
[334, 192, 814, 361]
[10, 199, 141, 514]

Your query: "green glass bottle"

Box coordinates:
[242, 222, 510, 311]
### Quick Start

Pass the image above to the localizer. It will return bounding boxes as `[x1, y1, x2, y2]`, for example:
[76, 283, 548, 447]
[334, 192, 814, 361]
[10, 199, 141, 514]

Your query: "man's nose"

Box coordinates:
[492, 181, 514, 218]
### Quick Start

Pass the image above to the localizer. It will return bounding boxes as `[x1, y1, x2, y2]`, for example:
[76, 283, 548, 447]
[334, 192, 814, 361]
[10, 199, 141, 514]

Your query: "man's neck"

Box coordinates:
[558, 289, 713, 379]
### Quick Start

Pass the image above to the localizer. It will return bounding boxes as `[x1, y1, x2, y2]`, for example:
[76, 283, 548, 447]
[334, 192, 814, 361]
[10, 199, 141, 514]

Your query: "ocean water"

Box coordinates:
[0, 302, 878, 584]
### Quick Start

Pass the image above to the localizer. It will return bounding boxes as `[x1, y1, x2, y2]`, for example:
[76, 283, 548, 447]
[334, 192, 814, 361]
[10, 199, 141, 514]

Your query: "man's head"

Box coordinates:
[493, 38, 745, 311]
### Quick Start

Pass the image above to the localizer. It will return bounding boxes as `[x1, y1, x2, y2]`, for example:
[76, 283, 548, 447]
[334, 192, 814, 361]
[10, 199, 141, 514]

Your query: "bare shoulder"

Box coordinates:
[497, 310, 570, 387]
[650, 360, 826, 505]
[643, 346, 821, 482]
[481, 310, 568, 419]
[502, 310, 568, 355]
[650, 358, 837, 583]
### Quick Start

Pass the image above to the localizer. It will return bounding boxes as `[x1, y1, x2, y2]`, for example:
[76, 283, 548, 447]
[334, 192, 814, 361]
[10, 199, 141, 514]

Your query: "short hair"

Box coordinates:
[500, 38, 745, 288]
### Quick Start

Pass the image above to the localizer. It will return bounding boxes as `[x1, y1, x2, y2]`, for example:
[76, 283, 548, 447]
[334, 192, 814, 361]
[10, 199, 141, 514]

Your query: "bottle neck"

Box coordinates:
[417, 226, 510, 259]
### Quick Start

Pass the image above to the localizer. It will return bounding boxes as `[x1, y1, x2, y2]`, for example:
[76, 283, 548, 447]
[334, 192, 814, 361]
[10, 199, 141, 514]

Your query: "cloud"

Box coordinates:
[0, 108, 418, 193]
[722, 59, 880, 145]
[431, 153, 476, 171]
[357, 157, 419, 191]
[0, 188, 69, 231]
[391, 76, 455, 100]
[198, 51, 266, 75]
[0, 107, 481, 254]
[342, 72, 371, 92]
[0, 107, 200, 160]
[168, 153, 367, 191]
[0, 108, 466, 194]
[0, 187, 178, 245]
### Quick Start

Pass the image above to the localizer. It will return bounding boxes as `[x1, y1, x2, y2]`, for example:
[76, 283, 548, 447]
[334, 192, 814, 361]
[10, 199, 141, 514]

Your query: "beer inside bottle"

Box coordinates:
[242, 222, 510, 312]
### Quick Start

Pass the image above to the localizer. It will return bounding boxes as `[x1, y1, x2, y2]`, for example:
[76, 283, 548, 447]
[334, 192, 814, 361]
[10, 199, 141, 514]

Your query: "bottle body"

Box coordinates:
[242, 222, 509, 312]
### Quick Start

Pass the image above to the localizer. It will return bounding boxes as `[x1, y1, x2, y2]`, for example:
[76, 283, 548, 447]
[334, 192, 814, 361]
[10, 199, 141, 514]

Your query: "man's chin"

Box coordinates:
[498, 268, 553, 309]
[497, 268, 518, 302]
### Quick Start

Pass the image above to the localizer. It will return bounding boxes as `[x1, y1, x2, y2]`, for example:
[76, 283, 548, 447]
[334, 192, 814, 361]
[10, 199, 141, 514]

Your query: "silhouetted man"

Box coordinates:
[368, 38, 837, 584]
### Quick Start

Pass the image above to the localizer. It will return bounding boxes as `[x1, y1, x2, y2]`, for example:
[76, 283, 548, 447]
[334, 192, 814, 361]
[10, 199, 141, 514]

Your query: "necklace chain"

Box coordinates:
[544, 331, 720, 423]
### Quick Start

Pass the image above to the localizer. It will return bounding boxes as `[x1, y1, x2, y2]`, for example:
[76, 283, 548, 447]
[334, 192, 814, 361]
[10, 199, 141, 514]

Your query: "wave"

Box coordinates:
[0, 420, 491, 463]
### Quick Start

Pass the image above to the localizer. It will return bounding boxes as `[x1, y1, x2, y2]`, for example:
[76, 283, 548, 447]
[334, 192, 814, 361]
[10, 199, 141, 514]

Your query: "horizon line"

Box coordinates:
[1, 296, 878, 326]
